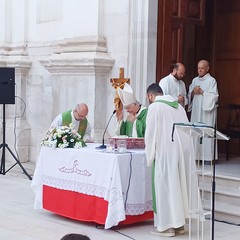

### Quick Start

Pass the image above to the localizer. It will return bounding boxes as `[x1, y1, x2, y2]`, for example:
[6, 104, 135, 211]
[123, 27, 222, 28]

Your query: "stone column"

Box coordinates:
[128, 0, 158, 105]
[40, 36, 115, 142]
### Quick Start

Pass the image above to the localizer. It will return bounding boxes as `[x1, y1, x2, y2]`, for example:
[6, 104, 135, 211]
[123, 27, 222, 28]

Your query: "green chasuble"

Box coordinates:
[151, 99, 179, 213]
[62, 110, 87, 140]
[120, 108, 148, 137]
[154, 99, 179, 108]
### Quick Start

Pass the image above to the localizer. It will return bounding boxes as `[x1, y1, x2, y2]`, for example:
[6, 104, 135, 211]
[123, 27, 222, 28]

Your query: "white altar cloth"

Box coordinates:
[31, 143, 152, 229]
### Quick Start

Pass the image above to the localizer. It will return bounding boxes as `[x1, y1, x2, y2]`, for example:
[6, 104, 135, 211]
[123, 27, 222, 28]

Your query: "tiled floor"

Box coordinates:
[0, 157, 240, 240]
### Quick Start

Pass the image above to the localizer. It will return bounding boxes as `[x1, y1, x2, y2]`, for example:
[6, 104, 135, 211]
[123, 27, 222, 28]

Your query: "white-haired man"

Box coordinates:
[116, 83, 147, 137]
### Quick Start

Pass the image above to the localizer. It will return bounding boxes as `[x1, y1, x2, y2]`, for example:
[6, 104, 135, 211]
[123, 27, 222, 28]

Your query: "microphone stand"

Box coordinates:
[96, 110, 116, 149]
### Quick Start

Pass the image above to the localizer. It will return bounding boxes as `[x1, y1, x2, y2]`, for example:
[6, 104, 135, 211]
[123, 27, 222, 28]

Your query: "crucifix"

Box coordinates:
[110, 68, 130, 113]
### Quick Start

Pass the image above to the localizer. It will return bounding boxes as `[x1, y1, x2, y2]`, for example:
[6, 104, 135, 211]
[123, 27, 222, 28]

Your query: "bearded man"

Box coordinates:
[159, 63, 188, 108]
[145, 83, 200, 237]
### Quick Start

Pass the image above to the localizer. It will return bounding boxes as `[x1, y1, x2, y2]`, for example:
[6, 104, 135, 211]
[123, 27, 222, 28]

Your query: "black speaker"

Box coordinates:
[0, 67, 15, 104]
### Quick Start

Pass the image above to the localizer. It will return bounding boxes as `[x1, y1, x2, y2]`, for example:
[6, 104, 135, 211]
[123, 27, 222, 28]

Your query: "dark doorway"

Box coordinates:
[156, 0, 240, 155]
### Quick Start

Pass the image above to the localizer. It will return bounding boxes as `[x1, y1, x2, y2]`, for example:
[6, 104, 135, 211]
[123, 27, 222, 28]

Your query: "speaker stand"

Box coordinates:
[0, 104, 32, 180]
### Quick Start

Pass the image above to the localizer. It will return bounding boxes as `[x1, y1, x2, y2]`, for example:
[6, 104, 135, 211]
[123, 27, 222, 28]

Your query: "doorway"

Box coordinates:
[156, 0, 240, 154]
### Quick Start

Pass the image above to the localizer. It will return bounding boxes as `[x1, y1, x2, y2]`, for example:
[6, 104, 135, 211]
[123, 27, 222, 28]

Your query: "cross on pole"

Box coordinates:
[110, 68, 130, 113]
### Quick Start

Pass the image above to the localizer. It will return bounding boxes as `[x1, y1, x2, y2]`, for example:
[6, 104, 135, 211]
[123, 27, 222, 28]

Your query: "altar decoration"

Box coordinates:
[41, 124, 86, 149]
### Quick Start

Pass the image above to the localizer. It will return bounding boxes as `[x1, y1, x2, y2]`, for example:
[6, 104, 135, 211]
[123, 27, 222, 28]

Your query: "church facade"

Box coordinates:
[0, 0, 158, 163]
[3, 0, 239, 163]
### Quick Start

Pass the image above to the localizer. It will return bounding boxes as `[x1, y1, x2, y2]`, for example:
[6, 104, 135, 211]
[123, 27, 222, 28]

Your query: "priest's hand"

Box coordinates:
[127, 113, 137, 123]
[116, 109, 123, 121]
[193, 86, 204, 95]
[178, 95, 184, 104]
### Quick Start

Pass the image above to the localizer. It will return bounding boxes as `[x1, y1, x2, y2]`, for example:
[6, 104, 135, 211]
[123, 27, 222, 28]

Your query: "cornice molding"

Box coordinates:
[0, 43, 28, 56]
[54, 36, 108, 53]
[0, 36, 115, 75]
[0, 58, 32, 75]
[40, 36, 115, 75]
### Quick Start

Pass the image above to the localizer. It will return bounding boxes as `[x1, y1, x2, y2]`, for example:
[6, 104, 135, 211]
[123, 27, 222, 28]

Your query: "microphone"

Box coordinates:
[96, 110, 116, 149]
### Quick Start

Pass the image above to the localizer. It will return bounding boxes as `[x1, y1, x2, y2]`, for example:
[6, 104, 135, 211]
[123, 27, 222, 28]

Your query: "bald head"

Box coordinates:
[172, 62, 185, 80]
[174, 63, 185, 70]
[73, 103, 88, 121]
[198, 60, 210, 77]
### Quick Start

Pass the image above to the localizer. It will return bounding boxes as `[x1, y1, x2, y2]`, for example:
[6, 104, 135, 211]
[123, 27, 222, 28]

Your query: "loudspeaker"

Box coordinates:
[0, 67, 15, 104]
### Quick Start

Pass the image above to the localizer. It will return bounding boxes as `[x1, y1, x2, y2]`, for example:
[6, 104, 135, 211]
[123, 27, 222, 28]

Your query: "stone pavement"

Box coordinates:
[0, 161, 240, 240]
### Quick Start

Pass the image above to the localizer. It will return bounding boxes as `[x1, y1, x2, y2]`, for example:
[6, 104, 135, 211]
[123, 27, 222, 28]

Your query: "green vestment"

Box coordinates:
[120, 108, 148, 137]
[62, 110, 87, 140]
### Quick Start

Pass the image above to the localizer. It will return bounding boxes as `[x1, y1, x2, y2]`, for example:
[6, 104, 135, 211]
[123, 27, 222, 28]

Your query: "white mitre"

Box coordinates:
[117, 83, 137, 106]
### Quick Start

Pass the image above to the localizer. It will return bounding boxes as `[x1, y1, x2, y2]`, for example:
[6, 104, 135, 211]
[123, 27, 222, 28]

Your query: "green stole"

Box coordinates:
[151, 99, 179, 213]
[120, 108, 148, 137]
[62, 110, 87, 140]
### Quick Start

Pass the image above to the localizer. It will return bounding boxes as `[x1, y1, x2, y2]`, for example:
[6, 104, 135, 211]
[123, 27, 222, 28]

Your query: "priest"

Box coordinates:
[188, 59, 219, 162]
[159, 62, 188, 108]
[145, 83, 199, 237]
[115, 83, 147, 137]
[50, 103, 92, 142]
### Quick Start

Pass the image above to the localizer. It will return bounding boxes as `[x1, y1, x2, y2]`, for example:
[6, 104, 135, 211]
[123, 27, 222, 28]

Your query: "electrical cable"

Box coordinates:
[111, 228, 136, 240]
[95, 224, 104, 229]
[95, 224, 136, 240]
[214, 219, 240, 226]
[95, 151, 135, 240]
[124, 151, 133, 210]
[113, 151, 135, 240]
[205, 217, 240, 226]
[13, 96, 26, 161]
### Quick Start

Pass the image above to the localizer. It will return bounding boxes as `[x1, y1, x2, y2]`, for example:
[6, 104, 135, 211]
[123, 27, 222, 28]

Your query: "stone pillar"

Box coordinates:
[40, 36, 115, 142]
[128, 0, 158, 105]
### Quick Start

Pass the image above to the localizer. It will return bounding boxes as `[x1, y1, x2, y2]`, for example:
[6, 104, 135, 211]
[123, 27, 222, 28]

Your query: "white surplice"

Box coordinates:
[145, 95, 198, 232]
[159, 74, 188, 107]
[188, 73, 219, 160]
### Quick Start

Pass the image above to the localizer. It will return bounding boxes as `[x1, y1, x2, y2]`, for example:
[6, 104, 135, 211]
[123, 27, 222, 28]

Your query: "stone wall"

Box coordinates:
[0, 0, 158, 164]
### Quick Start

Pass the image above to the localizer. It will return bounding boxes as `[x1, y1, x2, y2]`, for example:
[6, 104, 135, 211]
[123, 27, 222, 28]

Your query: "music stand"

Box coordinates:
[172, 122, 229, 240]
[0, 104, 32, 180]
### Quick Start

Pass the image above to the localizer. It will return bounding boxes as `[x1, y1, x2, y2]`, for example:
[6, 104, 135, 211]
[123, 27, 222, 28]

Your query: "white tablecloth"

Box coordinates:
[31, 143, 152, 229]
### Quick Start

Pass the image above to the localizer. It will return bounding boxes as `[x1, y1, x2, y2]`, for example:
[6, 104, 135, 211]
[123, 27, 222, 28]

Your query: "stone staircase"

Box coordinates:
[198, 172, 240, 225]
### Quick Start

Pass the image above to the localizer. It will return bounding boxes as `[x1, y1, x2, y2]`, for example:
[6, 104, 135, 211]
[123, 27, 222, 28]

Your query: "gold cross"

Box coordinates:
[110, 68, 130, 88]
[110, 68, 130, 113]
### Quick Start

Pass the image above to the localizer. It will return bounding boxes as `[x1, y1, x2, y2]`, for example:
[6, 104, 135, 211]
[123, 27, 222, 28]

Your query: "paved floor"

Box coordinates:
[0, 158, 240, 240]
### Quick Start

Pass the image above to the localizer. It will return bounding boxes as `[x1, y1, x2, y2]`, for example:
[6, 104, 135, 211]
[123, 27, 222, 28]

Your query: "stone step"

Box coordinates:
[199, 182, 240, 205]
[196, 171, 240, 189]
[203, 200, 240, 225]
[196, 173, 240, 225]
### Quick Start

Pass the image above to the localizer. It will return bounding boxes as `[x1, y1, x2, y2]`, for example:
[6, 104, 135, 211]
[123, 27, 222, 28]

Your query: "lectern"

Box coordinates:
[172, 122, 229, 240]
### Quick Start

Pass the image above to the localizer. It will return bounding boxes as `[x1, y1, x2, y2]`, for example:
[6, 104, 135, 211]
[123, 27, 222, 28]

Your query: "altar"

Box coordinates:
[31, 143, 153, 229]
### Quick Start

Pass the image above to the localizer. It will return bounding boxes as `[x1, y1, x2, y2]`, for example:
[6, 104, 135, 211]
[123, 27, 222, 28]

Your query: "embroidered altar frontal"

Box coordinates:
[31, 143, 152, 229]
